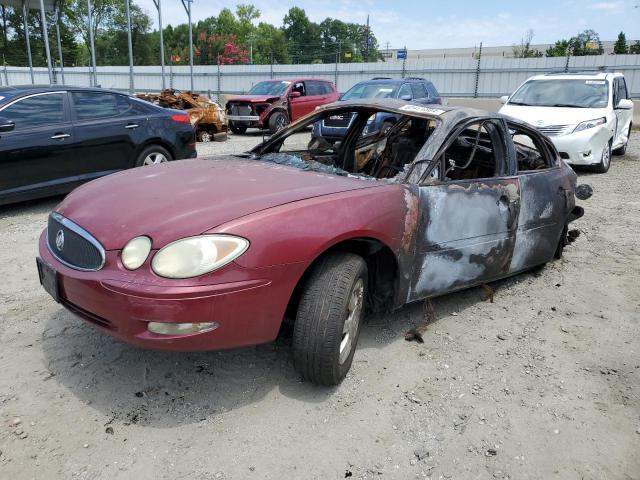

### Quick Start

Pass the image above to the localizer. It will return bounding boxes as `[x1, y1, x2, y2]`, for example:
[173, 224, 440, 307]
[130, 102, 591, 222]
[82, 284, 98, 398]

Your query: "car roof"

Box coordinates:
[0, 85, 128, 102]
[529, 71, 624, 81]
[263, 78, 333, 83]
[315, 98, 519, 126]
[356, 78, 431, 85]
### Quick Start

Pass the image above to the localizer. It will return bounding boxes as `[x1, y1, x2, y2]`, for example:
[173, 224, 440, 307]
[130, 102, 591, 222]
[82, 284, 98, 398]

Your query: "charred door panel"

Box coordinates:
[509, 169, 568, 273]
[409, 178, 520, 301]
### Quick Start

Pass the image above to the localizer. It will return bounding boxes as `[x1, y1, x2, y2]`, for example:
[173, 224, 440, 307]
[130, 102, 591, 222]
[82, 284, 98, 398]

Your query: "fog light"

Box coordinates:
[147, 322, 219, 335]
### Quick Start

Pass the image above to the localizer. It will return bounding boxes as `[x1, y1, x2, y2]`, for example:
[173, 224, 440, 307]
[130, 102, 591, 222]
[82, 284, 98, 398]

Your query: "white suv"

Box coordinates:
[499, 72, 633, 173]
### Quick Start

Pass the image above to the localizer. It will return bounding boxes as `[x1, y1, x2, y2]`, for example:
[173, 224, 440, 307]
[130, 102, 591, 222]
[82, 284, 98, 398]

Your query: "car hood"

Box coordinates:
[227, 95, 280, 103]
[55, 158, 379, 250]
[499, 104, 608, 127]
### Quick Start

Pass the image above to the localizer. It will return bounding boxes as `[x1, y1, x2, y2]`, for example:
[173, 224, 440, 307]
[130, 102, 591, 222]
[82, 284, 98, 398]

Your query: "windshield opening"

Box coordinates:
[249, 108, 439, 181]
[248, 81, 291, 96]
[509, 79, 609, 108]
[341, 83, 398, 101]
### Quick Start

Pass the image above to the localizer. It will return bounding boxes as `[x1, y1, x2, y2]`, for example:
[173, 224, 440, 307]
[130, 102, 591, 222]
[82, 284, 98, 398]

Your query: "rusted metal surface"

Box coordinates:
[137, 89, 228, 142]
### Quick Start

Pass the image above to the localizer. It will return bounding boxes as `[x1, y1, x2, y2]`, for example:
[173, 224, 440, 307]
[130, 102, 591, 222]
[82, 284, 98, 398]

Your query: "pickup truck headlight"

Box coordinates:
[573, 117, 606, 133]
[151, 235, 249, 279]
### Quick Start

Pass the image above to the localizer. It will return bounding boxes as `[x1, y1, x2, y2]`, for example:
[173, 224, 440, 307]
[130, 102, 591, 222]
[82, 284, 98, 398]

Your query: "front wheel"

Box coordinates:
[292, 252, 367, 386]
[591, 140, 611, 173]
[268, 111, 289, 134]
[135, 145, 172, 167]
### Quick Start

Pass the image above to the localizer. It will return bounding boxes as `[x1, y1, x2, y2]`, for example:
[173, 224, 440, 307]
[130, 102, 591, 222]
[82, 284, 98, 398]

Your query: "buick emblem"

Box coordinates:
[55, 229, 65, 251]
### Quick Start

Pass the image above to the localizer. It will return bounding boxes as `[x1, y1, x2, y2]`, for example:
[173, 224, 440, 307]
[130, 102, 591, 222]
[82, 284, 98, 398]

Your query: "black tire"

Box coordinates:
[554, 224, 568, 259]
[612, 126, 631, 156]
[292, 252, 367, 386]
[229, 123, 247, 134]
[135, 145, 172, 167]
[591, 139, 611, 174]
[268, 111, 289, 134]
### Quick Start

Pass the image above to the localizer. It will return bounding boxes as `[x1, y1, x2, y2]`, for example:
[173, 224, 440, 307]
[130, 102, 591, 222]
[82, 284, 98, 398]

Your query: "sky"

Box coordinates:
[135, 0, 640, 49]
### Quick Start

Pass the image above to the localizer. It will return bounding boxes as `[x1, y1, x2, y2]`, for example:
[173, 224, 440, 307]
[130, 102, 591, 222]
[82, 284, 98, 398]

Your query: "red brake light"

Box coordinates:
[171, 114, 191, 124]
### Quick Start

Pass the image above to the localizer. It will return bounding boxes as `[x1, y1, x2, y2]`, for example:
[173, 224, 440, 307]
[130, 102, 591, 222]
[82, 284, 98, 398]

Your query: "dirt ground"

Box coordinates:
[1, 131, 639, 480]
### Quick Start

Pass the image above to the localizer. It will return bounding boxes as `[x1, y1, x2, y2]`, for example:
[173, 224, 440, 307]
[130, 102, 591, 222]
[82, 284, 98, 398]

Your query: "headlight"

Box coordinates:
[573, 117, 606, 133]
[151, 235, 249, 279]
[121, 236, 152, 270]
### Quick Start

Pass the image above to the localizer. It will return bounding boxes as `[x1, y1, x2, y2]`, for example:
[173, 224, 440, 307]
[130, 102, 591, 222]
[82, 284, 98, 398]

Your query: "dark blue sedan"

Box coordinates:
[311, 77, 442, 144]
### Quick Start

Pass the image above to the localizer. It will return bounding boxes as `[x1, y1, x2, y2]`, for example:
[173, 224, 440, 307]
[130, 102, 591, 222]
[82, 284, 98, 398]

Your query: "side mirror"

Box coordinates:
[616, 98, 633, 110]
[289, 91, 302, 98]
[500, 95, 509, 104]
[400, 94, 412, 101]
[0, 117, 15, 132]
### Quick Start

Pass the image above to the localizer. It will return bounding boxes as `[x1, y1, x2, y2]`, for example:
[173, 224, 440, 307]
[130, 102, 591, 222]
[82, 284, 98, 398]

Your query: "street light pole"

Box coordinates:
[39, 0, 53, 83]
[54, 3, 65, 84]
[87, 0, 97, 86]
[181, 0, 194, 92]
[124, 0, 134, 93]
[152, 0, 166, 89]
[22, 1, 34, 84]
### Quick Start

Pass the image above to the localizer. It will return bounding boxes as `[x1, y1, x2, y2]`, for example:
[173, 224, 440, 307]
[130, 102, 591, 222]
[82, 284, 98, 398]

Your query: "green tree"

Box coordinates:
[630, 41, 640, 54]
[614, 31, 628, 54]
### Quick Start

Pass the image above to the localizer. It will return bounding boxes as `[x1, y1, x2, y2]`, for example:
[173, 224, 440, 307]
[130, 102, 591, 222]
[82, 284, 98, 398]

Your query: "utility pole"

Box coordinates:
[364, 14, 370, 62]
[54, 4, 65, 84]
[22, 2, 34, 84]
[87, 0, 97, 86]
[181, 0, 194, 92]
[124, 0, 134, 93]
[152, 0, 166, 89]
[474, 42, 483, 98]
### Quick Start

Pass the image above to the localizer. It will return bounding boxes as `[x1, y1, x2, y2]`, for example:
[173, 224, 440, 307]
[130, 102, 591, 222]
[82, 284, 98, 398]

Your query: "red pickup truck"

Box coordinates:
[225, 78, 339, 134]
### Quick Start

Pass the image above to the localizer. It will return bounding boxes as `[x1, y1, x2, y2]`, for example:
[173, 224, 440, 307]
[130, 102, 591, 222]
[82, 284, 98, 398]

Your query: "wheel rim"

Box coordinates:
[339, 278, 364, 364]
[200, 132, 212, 142]
[601, 143, 610, 168]
[143, 152, 168, 165]
[276, 115, 287, 131]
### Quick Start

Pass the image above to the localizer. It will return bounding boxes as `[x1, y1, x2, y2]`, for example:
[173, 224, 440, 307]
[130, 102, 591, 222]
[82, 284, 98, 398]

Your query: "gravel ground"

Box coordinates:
[0, 132, 639, 480]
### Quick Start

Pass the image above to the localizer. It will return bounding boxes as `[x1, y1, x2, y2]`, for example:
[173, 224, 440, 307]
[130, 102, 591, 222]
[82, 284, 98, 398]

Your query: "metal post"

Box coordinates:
[270, 52, 273, 79]
[152, 0, 166, 89]
[39, 0, 53, 83]
[401, 45, 407, 78]
[564, 45, 571, 73]
[54, 4, 65, 84]
[124, 0, 134, 93]
[181, 0, 193, 92]
[474, 42, 482, 98]
[216, 55, 221, 103]
[87, 0, 97, 86]
[22, 2, 34, 84]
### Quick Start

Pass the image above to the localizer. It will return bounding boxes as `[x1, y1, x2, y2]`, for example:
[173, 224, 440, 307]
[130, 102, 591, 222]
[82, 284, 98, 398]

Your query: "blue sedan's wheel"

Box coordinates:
[292, 252, 367, 386]
[136, 145, 172, 167]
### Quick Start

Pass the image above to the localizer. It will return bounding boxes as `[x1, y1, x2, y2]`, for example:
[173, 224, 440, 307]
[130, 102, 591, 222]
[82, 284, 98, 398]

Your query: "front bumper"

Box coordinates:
[38, 231, 305, 351]
[551, 126, 611, 166]
[227, 115, 260, 122]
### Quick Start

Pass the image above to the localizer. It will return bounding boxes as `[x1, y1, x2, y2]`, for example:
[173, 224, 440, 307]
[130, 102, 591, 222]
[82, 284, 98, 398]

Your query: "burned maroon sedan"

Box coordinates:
[37, 100, 590, 385]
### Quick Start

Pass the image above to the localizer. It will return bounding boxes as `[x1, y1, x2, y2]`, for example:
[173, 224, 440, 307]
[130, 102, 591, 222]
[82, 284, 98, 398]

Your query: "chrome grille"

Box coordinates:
[537, 124, 571, 136]
[47, 213, 105, 271]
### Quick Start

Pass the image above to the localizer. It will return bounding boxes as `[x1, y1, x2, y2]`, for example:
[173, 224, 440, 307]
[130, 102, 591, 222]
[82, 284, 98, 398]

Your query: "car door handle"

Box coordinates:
[125, 123, 139, 129]
[50, 133, 70, 140]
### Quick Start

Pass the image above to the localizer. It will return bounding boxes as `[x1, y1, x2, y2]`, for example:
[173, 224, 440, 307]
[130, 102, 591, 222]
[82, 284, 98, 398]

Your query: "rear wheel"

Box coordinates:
[268, 111, 289, 134]
[229, 123, 247, 134]
[135, 145, 172, 167]
[591, 139, 611, 173]
[292, 252, 367, 386]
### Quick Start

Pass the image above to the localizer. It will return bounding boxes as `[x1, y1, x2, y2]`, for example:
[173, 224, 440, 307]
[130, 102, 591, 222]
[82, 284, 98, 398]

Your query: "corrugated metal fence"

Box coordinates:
[2, 54, 639, 101]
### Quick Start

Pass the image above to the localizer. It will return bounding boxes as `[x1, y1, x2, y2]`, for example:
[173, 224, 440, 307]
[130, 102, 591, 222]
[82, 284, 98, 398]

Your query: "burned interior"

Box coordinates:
[248, 105, 440, 180]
